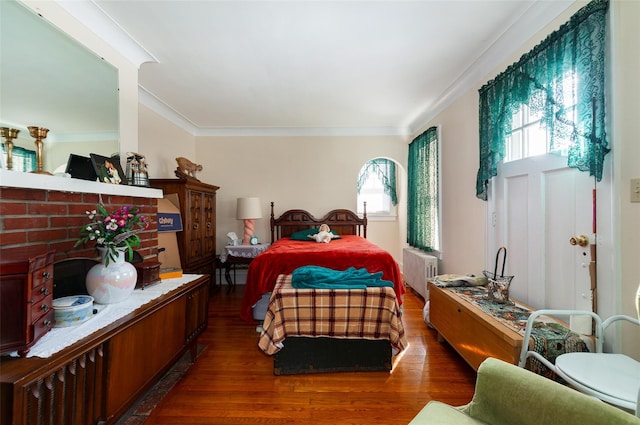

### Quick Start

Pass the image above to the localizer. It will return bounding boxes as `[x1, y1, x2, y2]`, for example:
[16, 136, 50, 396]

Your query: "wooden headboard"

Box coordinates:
[270, 202, 367, 242]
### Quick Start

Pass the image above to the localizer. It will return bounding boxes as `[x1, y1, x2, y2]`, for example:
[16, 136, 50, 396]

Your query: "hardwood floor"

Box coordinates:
[143, 284, 476, 424]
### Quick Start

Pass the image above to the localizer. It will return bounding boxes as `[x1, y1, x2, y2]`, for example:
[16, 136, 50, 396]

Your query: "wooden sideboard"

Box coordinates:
[151, 177, 219, 276]
[0, 275, 209, 425]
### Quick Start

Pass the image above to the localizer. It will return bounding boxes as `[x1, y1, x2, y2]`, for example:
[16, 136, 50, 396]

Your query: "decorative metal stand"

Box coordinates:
[0, 127, 19, 170]
[28, 126, 51, 175]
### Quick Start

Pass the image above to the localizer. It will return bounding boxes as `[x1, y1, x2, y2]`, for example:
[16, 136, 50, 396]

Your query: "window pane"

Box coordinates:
[506, 131, 523, 162]
[525, 124, 547, 157]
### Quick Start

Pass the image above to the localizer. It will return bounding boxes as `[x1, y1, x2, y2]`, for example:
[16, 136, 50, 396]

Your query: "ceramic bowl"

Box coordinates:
[52, 295, 94, 327]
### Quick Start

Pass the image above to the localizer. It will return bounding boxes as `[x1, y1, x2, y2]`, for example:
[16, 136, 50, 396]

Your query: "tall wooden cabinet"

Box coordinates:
[151, 176, 219, 275]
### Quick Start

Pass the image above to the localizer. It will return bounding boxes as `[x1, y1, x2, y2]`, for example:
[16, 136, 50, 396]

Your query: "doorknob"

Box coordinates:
[569, 235, 589, 247]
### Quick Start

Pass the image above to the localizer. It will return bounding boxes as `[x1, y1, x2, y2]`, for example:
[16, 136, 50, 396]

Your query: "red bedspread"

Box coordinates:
[240, 235, 405, 323]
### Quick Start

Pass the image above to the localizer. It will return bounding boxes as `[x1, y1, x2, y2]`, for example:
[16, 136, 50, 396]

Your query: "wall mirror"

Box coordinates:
[0, 0, 119, 174]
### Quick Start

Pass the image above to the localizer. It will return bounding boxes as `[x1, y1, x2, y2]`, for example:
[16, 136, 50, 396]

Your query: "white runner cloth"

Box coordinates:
[18, 275, 202, 358]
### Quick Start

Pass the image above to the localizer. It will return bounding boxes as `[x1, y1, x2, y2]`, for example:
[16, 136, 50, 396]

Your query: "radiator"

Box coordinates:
[402, 248, 438, 300]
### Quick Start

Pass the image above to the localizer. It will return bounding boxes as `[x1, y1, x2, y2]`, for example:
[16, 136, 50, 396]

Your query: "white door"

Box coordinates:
[487, 153, 597, 312]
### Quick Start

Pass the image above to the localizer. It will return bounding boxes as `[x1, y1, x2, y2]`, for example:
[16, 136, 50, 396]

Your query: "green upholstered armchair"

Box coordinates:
[408, 357, 640, 425]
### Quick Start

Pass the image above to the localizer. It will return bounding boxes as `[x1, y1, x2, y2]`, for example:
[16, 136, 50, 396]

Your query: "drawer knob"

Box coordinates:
[44, 319, 52, 328]
[41, 304, 50, 312]
[40, 287, 50, 295]
[42, 271, 51, 280]
[193, 223, 199, 230]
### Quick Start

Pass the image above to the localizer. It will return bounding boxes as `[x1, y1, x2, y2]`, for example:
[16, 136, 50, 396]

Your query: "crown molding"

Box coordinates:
[194, 126, 411, 138]
[54, 0, 157, 68]
[139, 86, 410, 137]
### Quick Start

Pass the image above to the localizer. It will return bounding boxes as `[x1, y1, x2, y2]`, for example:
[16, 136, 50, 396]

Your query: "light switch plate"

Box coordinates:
[631, 178, 640, 203]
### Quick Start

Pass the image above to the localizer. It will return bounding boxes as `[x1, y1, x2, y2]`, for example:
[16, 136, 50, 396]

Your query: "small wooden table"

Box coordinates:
[220, 244, 270, 292]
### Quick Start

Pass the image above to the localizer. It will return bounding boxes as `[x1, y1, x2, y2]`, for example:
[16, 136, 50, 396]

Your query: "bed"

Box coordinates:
[259, 274, 408, 374]
[239, 203, 405, 323]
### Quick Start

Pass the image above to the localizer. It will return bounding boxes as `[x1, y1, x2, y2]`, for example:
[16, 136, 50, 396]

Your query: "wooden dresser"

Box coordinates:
[0, 250, 56, 357]
[151, 176, 219, 275]
[0, 275, 209, 425]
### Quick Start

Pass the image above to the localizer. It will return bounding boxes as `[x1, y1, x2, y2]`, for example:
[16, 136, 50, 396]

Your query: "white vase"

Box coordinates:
[86, 246, 137, 304]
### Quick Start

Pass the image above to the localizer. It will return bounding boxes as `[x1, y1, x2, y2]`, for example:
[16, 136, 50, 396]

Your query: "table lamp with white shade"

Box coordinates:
[236, 197, 262, 245]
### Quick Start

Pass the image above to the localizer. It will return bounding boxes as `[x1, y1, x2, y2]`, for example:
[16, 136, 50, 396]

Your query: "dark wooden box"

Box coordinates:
[273, 337, 392, 375]
[134, 261, 161, 289]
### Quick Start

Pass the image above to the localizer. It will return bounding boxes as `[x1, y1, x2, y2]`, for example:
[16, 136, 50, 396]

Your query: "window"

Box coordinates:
[1, 144, 36, 172]
[505, 104, 548, 162]
[476, 0, 608, 200]
[505, 72, 578, 162]
[407, 126, 439, 251]
[356, 158, 397, 216]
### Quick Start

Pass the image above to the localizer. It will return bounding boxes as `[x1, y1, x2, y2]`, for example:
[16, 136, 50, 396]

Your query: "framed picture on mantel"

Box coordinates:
[90, 153, 125, 185]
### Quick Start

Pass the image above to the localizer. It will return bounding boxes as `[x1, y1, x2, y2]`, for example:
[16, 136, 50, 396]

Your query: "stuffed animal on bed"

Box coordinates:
[307, 224, 339, 243]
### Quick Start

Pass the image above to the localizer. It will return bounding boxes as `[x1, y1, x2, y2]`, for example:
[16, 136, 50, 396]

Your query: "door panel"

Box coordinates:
[503, 174, 530, 304]
[490, 154, 594, 311]
[544, 168, 593, 310]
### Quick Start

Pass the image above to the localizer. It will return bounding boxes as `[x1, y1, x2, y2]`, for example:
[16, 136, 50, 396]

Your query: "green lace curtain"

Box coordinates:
[476, 0, 609, 200]
[356, 158, 398, 205]
[407, 126, 439, 251]
[1, 144, 36, 172]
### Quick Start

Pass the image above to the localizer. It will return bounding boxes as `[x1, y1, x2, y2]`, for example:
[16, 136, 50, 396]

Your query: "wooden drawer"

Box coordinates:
[30, 295, 52, 322]
[28, 254, 54, 326]
[31, 309, 55, 344]
[30, 281, 52, 304]
[30, 263, 53, 289]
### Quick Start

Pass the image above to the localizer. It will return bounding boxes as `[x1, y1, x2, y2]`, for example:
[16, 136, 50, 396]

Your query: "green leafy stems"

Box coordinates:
[75, 203, 150, 266]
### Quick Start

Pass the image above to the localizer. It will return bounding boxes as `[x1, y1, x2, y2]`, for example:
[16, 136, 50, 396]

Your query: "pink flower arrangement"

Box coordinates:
[75, 204, 149, 265]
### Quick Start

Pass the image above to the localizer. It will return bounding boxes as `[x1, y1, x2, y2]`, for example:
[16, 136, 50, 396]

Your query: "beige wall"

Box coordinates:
[611, 0, 640, 356]
[139, 104, 196, 178]
[138, 117, 408, 261]
[426, 94, 487, 276]
[194, 134, 408, 260]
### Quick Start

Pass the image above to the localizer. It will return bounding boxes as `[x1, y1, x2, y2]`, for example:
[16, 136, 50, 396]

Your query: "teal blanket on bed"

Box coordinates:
[291, 265, 393, 289]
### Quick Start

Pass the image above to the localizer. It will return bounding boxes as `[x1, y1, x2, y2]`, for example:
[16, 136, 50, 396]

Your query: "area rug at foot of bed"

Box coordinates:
[273, 337, 392, 375]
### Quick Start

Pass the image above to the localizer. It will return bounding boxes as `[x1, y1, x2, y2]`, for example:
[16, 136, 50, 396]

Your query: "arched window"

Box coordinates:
[356, 158, 397, 216]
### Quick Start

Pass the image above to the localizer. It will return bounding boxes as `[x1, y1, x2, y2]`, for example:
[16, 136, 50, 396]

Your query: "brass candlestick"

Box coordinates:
[27, 126, 51, 175]
[0, 127, 19, 170]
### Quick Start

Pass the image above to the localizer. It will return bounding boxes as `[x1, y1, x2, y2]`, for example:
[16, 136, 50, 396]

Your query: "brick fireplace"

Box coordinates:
[0, 185, 159, 265]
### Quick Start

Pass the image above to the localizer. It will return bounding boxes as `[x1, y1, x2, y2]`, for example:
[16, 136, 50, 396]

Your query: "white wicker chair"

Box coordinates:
[518, 309, 640, 417]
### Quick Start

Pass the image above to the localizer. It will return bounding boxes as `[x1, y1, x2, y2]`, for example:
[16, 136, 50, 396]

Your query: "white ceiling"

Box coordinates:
[16, 0, 577, 139]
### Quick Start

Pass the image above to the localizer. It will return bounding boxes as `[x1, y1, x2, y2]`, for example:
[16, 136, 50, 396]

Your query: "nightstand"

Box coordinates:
[219, 244, 270, 292]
